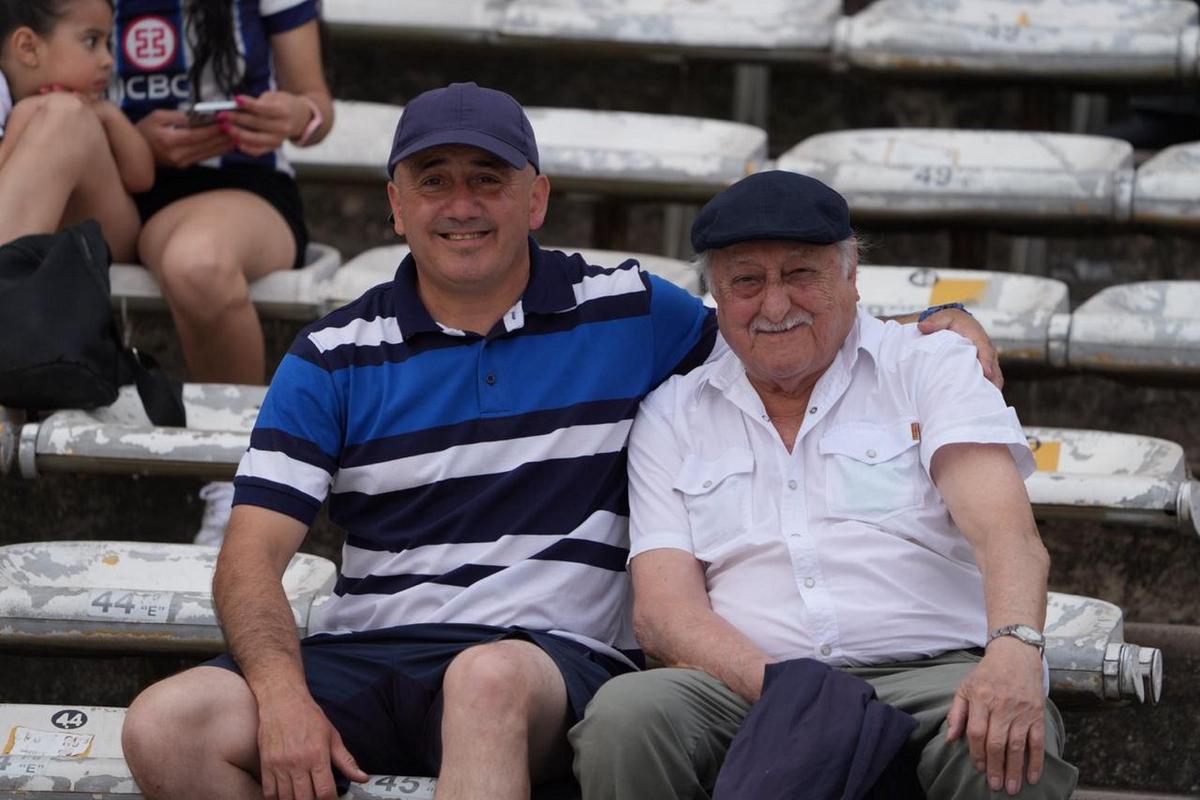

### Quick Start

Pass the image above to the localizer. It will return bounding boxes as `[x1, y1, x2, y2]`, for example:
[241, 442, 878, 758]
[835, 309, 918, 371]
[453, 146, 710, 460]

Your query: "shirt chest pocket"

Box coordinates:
[672, 448, 755, 560]
[820, 422, 922, 523]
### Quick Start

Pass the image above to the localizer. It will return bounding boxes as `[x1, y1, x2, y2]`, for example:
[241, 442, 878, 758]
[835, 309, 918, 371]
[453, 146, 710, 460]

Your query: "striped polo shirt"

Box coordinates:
[233, 240, 718, 661]
[112, 0, 318, 174]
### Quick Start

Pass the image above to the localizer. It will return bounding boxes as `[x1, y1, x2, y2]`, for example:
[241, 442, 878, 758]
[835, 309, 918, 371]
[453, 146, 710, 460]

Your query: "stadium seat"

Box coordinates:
[285, 101, 768, 200]
[1024, 426, 1199, 537]
[322, 0, 501, 42]
[108, 243, 341, 322]
[1065, 281, 1200, 376]
[322, 244, 700, 312]
[1045, 593, 1162, 706]
[0, 541, 335, 655]
[499, 0, 839, 58]
[1132, 142, 1200, 229]
[3, 384, 265, 480]
[856, 265, 1069, 366]
[775, 129, 1135, 226]
[834, 0, 1200, 83]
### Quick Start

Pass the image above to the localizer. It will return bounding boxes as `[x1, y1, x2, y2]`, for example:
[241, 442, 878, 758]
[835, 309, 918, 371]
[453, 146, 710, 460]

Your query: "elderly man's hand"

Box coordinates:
[947, 638, 1045, 796]
[918, 309, 1003, 389]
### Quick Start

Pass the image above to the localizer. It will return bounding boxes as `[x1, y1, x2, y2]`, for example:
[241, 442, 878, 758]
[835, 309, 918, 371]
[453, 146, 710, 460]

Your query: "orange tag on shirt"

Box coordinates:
[911, 422, 921, 441]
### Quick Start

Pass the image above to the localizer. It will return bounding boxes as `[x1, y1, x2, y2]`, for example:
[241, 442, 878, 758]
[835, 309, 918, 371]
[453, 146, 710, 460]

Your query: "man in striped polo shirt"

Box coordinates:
[122, 82, 998, 800]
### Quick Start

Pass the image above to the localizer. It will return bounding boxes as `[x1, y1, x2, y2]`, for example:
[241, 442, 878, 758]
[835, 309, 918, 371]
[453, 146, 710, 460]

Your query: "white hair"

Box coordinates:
[694, 235, 858, 293]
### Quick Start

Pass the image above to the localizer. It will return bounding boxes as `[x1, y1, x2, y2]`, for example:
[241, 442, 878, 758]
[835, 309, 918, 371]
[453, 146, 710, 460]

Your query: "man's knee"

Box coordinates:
[919, 708, 1077, 800]
[441, 640, 550, 715]
[123, 667, 257, 779]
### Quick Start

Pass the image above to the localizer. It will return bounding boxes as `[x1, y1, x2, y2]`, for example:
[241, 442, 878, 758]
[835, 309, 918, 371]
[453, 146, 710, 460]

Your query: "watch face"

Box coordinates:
[1012, 625, 1045, 644]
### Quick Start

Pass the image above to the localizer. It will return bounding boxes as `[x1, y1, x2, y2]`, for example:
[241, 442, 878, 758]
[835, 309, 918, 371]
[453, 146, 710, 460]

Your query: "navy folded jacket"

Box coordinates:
[714, 658, 921, 800]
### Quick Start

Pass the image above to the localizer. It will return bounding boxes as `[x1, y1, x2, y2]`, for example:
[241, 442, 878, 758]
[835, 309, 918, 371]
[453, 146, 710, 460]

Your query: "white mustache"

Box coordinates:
[751, 311, 813, 333]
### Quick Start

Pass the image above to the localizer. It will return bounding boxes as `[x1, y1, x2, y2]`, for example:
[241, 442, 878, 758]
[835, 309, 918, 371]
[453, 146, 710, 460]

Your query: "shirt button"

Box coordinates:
[866, 448, 877, 459]
[485, 374, 496, 385]
[804, 577, 816, 588]
[787, 479, 797, 490]
[820, 645, 832, 656]
[808, 406, 818, 414]
[702, 480, 713, 488]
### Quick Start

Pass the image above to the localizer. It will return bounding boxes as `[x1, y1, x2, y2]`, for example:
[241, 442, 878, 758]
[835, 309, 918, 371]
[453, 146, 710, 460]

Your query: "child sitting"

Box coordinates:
[0, 0, 152, 261]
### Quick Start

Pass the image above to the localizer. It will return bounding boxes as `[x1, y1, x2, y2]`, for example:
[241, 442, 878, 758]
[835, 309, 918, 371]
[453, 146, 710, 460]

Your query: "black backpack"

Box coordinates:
[0, 220, 186, 426]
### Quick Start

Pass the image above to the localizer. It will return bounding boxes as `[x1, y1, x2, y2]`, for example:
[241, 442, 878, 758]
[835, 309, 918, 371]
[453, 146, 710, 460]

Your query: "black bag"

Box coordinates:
[0, 220, 186, 426]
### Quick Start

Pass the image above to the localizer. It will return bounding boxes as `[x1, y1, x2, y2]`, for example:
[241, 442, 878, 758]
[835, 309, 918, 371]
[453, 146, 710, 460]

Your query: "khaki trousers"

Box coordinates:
[570, 651, 1078, 800]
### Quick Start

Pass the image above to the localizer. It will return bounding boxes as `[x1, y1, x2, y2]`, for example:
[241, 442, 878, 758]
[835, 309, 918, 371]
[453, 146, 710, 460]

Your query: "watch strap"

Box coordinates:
[917, 301, 970, 322]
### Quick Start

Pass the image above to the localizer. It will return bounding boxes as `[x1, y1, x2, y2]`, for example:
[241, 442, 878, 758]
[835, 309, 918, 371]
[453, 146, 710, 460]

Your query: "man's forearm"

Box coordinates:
[636, 604, 774, 703]
[212, 512, 311, 700]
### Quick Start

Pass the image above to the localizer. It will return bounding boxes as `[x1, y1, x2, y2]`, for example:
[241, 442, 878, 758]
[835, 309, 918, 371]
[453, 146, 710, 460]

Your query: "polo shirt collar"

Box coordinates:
[520, 238, 579, 314]
[390, 237, 578, 339]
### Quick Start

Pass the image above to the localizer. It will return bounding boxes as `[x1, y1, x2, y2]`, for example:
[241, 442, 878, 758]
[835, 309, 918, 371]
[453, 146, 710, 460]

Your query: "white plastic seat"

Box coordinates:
[321, 0, 502, 42]
[0, 541, 335, 654]
[1066, 281, 1200, 376]
[856, 265, 1069, 365]
[1023, 426, 1199, 537]
[6, 384, 263, 480]
[109, 243, 341, 322]
[499, 0, 839, 58]
[321, 244, 700, 312]
[835, 0, 1200, 83]
[775, 129, 1135, 226]
[1133, 143, 1200, 230]
[286, 101, 767, 200]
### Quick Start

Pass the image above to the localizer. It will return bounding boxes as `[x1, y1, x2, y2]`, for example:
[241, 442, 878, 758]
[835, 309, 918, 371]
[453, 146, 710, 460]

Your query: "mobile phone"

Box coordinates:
[186, 100, 239, 127]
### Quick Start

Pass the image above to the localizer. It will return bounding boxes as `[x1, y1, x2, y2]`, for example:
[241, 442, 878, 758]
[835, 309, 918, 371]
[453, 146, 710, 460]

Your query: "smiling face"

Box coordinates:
[26, 0, 115, 98]
[387, 144, 550, 300]
[710, 239, 860, 394]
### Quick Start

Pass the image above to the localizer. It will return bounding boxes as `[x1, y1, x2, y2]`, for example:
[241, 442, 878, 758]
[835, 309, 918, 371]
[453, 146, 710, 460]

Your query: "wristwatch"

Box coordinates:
[987, 623, 1045, 653]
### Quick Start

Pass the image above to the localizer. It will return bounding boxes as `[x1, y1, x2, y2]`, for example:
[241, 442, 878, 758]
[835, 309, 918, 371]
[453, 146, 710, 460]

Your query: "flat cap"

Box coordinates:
[691, 170, 851, 253]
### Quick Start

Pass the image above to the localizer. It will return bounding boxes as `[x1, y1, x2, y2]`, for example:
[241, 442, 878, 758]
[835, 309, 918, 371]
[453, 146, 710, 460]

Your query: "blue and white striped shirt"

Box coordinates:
[112, 0, 318, 174]
[234, 240, 718, 661]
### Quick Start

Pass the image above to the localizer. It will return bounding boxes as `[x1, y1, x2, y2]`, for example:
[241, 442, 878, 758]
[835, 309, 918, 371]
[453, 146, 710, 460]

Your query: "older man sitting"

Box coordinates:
[570, 171, 1078, 800]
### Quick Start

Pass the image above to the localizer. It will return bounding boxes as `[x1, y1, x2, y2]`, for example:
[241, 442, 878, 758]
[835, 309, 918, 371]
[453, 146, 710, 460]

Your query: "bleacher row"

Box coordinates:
[323, 0, 1200, 84]
[290, 102, 1200, 231]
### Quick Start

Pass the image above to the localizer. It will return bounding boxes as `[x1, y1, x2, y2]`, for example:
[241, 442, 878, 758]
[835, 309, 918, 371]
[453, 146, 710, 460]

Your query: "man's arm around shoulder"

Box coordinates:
[214, 504, 368, 799]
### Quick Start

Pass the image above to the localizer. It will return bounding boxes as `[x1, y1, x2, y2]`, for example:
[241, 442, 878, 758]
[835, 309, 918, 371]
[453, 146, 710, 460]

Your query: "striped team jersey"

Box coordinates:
[233, 241, 718, 662]
[0, 68, 11, 139]
[111, 0, 318, 174]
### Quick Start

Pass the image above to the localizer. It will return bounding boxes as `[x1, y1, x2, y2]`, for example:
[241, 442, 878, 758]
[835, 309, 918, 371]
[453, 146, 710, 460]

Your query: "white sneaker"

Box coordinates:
[195, 481, 235, 547]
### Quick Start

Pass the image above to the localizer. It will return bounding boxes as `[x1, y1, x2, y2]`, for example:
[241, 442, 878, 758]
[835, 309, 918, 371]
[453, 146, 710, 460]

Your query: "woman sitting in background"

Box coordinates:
[113, 0, 334, 545]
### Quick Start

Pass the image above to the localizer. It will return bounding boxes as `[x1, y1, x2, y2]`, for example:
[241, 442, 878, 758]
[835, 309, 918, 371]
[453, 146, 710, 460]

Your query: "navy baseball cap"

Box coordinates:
[386, 82, 540, 178]
[691, 170, 851, 252]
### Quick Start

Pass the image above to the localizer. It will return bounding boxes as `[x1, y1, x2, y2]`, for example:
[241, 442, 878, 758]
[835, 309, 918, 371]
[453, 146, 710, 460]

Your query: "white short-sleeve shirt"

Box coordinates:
[628, 307, 1036, 667]
[0, 68, 13, 140]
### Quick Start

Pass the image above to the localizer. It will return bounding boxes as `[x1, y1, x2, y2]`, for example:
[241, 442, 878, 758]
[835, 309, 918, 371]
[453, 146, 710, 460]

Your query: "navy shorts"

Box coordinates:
[135, 164, 309, 270]
[206, 623, 636, 791]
